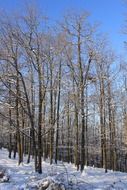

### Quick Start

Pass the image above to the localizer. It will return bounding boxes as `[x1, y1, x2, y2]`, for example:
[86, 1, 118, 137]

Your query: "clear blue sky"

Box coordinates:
[0, 0, 126, 54]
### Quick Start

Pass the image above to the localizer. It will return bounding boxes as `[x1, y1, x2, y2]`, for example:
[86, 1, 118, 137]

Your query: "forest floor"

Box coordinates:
[0, 149, 127, 189]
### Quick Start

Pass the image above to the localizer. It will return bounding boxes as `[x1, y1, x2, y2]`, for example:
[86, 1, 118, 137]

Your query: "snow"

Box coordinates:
[0, 149, 127, 189]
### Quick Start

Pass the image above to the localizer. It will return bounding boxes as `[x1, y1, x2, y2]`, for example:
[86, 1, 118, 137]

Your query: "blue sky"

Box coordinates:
[0, 0, 126, 54]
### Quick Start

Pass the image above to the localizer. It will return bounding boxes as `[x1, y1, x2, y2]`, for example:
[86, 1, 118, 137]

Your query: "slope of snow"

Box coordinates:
[0, 148, 127, 189]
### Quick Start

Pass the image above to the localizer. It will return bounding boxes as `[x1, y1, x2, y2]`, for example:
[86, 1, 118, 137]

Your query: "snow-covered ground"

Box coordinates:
[0, 149, 127, 190]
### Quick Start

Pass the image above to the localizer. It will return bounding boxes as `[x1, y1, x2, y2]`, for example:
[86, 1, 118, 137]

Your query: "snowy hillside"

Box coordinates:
[0, 149, 127, 190]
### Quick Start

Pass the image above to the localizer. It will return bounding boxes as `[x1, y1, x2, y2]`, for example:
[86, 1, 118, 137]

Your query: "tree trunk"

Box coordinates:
[55, 62, 61, 164]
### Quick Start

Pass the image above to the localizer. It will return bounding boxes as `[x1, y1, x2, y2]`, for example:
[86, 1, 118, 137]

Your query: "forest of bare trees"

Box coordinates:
[0, 6, 127, 175]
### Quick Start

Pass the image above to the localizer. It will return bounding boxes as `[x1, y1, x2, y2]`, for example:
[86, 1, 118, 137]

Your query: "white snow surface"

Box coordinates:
[0, 148, 127, 189]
